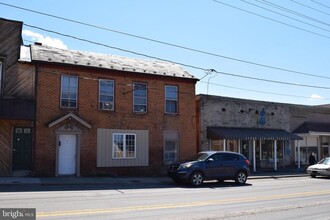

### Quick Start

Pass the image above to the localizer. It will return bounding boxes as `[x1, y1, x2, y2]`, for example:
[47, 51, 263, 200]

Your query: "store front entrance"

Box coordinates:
[207, 127, 302, 172]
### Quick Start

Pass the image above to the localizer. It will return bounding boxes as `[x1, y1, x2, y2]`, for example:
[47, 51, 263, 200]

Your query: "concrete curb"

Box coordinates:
[0, 174, 309, 186]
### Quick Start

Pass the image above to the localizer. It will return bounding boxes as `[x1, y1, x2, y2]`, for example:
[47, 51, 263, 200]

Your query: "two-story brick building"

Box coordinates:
[28, 44, 197, 176]
[0, 18, 198, 177]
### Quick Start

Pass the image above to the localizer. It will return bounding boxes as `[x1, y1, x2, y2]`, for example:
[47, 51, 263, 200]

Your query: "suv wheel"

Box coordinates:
[235, 171, 247, 184]
[190, 172, 204, 186]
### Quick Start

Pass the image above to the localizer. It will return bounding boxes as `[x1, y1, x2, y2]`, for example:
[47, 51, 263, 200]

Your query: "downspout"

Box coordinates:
[297, 140, 301, 169]
[253, 139, 256, 172]
[32, 62, 39, 175]
[274, 140, 277, 171]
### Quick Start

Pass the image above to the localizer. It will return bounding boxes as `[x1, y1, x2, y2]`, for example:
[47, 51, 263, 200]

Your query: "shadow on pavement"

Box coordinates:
[0, 179, 252, 192]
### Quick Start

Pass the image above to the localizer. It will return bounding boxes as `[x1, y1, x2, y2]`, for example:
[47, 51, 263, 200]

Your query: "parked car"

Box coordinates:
[306, 157, 330, 178]
[168, 151, 250, 186]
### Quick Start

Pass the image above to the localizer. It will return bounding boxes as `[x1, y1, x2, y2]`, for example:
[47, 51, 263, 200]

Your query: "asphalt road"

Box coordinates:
[0, 176, 329, 220]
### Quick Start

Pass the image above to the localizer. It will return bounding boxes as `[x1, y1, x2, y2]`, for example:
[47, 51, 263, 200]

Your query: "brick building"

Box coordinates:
[0, 18, 197, 177]
[29, 45, 198, 176]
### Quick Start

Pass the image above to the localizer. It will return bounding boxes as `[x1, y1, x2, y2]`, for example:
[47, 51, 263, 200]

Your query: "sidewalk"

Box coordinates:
[0, 170, 309, 186]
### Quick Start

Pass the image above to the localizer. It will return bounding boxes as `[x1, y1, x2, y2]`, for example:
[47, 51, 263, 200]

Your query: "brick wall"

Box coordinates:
[35, 64, 197, 176]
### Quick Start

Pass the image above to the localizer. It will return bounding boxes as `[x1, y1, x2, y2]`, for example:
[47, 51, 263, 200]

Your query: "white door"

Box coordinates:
[58, 134, 76, 175]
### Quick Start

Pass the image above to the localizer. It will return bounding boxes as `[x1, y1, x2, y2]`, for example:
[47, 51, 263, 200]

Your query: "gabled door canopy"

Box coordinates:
[48, 113, 91, 129]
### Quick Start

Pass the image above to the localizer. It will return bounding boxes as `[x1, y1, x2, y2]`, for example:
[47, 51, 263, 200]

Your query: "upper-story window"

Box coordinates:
[165, 85, 178, 114]
[61, 75, 78, 108]
[99, 79, 114, 111]
[133, 82, 147, 113]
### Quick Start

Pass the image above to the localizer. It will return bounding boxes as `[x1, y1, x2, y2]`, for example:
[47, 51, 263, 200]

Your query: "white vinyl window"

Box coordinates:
[113, 133, 136, 159]
[99, 79, 114, 111]
[133, 82, 147, 113]
[165, 85, 178, 114]
[61, 75, 78, 108]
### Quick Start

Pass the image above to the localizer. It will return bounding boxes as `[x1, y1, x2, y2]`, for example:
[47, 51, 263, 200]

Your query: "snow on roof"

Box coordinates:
[30, 44, 196, 79]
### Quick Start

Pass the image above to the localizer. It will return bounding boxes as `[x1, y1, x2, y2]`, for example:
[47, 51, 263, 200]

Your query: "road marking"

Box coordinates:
[37, 189, 330, 218]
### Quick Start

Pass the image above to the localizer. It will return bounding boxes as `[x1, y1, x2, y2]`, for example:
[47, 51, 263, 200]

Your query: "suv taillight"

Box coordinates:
[244, 159, 250, 166]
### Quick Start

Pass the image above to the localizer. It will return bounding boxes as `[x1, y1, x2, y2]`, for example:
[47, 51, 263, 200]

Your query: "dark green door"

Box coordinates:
[13, 127, 32, 170]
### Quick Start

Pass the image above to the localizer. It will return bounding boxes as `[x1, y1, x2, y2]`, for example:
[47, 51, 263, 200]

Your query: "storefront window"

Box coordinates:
[296, 137, 318, 164]
[227, 140, 238, 152]
[261, 140, 273, 160]
[210, 140, 224, 151]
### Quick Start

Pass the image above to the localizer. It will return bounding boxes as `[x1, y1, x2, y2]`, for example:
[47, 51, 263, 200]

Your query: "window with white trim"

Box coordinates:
[133, 82, 147, 113]
[165, 85, 178, 114]
[113, 133, 136, 159]
[61, 75, 78, 108]
[99, 79, 114, 111]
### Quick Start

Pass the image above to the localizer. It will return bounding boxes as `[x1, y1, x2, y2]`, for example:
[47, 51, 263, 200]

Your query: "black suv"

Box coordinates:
[168, 151, 250, 186]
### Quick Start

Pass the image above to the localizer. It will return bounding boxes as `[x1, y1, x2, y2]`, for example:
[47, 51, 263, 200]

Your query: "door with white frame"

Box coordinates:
[58, 134, 76, 175]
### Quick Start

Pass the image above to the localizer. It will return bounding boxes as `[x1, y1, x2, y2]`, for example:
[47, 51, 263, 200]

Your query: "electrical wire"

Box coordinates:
[23, 23, 330, 91]
[290, 0, 330, 16]
[199, 80, 330, 101]
[212, 0, 330, 39]
[243, 0, 330, 33]
[311, 0, 330, 9]
[36, 66, 330, 101]
[258, 0, 330, 26]
[0, 2, 329, 80]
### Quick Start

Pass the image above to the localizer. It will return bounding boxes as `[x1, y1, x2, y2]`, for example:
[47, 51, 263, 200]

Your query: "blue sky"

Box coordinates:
[1, 0, 330, 105]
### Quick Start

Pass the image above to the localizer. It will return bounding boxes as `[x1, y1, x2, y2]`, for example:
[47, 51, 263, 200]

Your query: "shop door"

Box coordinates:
[12, 127, 32, 170]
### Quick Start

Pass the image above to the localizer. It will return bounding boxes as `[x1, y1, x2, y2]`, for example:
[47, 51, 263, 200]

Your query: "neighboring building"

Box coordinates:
[197, 94, 330, 172]
[290, 105, 330, 165]
[0, 18, 35, 176]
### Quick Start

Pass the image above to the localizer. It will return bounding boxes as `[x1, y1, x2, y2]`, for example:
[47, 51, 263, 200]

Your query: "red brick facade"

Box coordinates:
[35, 63, 197, 176]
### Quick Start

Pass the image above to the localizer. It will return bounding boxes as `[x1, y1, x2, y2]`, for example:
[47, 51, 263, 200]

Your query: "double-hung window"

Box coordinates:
[133, 82, 147, 113]
[113, 133, 136, 159]
[99, 79, 114, 111]
[61, 75, 78, 108]
[165, 85, 178, 114]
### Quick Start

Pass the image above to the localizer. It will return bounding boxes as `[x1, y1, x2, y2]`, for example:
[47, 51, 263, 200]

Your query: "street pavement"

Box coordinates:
[0, 169, 309, 186]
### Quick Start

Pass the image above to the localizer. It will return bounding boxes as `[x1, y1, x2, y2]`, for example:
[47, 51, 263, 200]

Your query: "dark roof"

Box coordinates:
[207, 127, 302, 140]
[293, 122, 330, 134]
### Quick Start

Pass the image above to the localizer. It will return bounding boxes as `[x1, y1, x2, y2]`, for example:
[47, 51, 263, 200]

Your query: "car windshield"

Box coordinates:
[189, 153, 210, 161]
[318, 158, 330, 165]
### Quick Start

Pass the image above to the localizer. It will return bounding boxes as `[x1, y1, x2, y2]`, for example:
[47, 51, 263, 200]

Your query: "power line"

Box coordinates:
[311, 0, 330, 9]
[215, 70, 330, 90]
[212, 0, 330, 39]
[0, 2, 330, 80]
[258, 0, 330, 26]
[244, 0, 330, 33]
[23, 23, 330, 91]
[23, 23, 206, 73]
[199, 80, 330, 101]
[289, 0, 330, 16]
